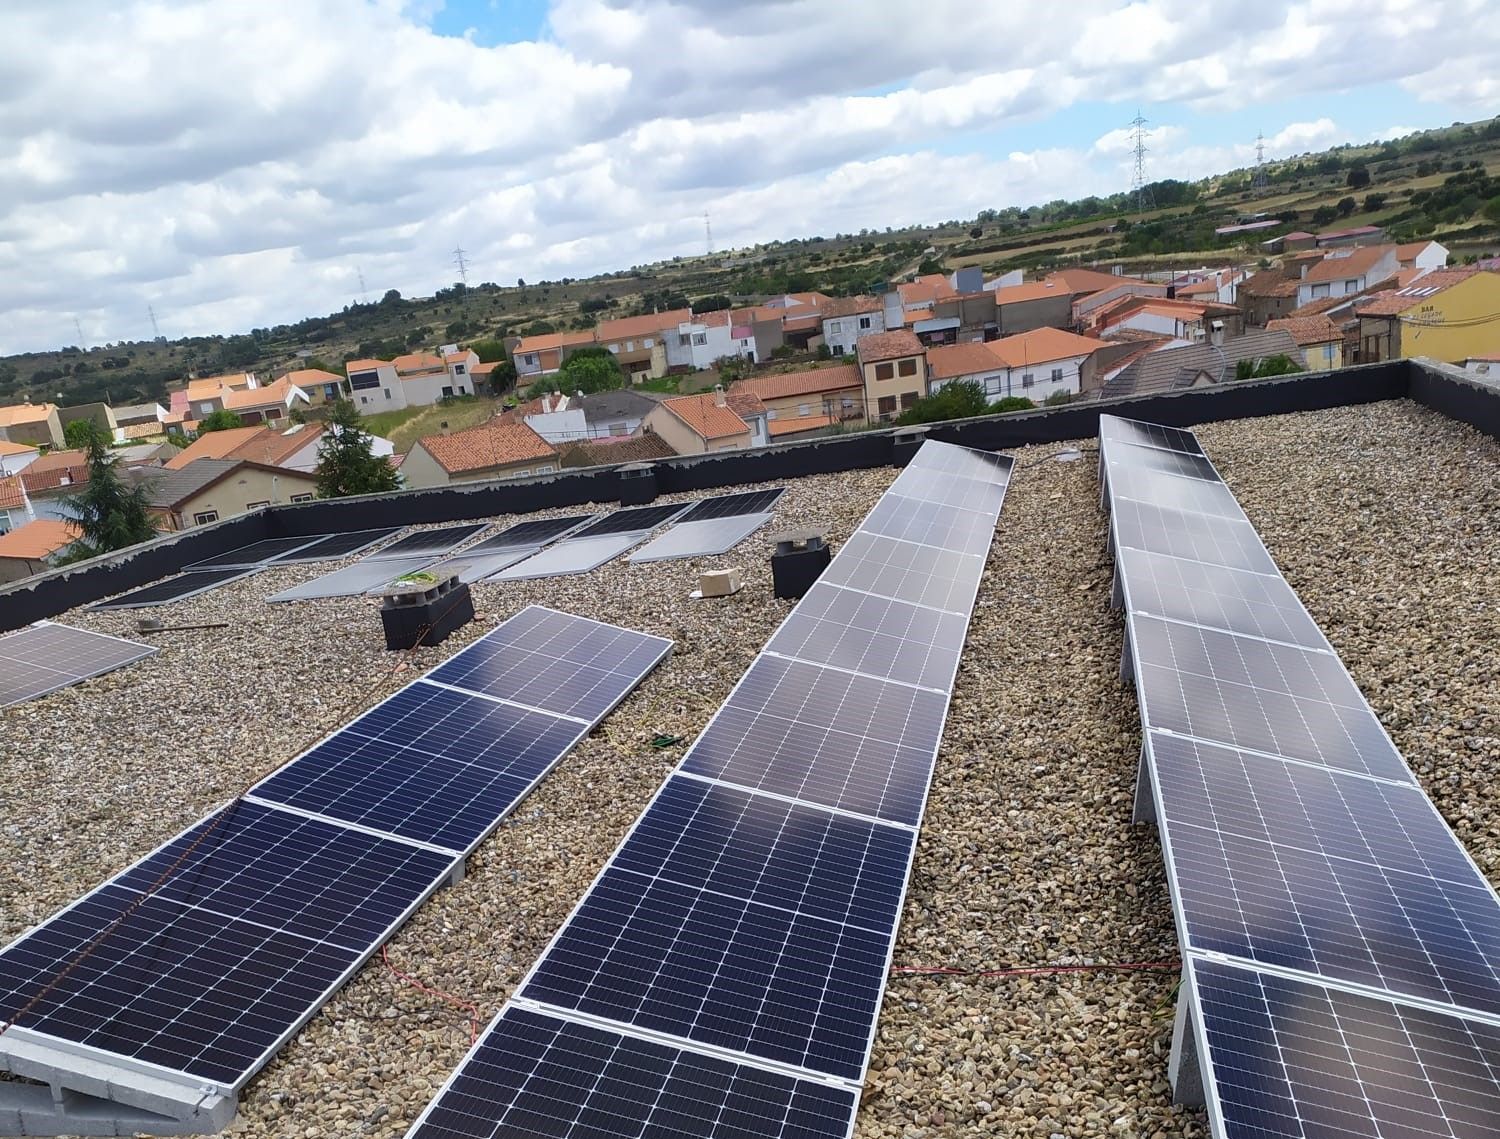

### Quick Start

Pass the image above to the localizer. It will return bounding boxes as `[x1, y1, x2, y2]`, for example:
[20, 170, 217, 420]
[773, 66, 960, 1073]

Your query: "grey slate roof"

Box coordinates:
[575, 389, 660, 424]
[1102, 329, 1306, 399]
[140, 459, 241, 508]
[112, 402, 163, 424]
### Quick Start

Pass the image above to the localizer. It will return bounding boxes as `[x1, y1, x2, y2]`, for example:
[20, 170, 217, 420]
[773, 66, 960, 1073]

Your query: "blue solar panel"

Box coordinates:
[0, 802, 454, 1087]
[407, 1006, 858, 1139]
[520, 777, 911, 1080]
[428, 606, 673, 720]
[250, 683, 585, 852]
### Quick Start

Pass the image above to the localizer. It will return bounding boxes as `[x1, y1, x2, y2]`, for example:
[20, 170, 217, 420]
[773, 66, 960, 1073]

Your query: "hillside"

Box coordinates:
[5, 116, 1499, 412]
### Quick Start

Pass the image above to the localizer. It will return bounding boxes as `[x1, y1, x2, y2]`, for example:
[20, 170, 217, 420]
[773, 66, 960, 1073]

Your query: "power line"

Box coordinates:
[73, 317, 85, 349]
[1252, 131, 1268, 193]
[357, 268, 368, 304]
[704, 211, 713, 257]
[1129, 109, 1155, 213]
[148, 305, 162, 340]
[452, 244, 469, 287]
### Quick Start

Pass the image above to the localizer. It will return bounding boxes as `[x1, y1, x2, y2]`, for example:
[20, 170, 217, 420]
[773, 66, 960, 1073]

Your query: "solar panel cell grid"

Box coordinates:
[571, 503, 690, 538]
[407, 1006, 858, 1139]
[250, 682, 585, 851]
[904, 441, 1015, 483]
[860, 493, 998, 556]
[0, 623, 157, 708]
[675, 488, 785, 523]
[272, 528, 403, 562]
[485, 532, 649, 581]
[185, 535, 324, 569]
[264, 556, 437, 602]
[422, 549, 536, 584]
[818, 530, 985, 614]
[889, 467, 1009, 513]
[1098, 416, 1206, 455]
[1111, 498, 1278, 574]
[365, 524, 489, 560]
[680, 653, 947, 825]
[628, 514, 775, 563]
[1192, 958, 1500, 1139]
[1107, 441, 1221, 481]
[90, 567, 261, 610]
[767, 581, 968, 690]
[462, 514, 595, 552]
[1104, 462, 1246, 520]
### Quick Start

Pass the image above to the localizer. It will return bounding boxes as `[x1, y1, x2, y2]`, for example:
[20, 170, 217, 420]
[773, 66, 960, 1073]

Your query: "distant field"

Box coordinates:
[373, 397, 503, 452]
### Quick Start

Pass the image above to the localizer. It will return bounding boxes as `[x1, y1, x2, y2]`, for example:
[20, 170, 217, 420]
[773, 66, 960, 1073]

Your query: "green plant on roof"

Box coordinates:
[395, 570, 441, 584]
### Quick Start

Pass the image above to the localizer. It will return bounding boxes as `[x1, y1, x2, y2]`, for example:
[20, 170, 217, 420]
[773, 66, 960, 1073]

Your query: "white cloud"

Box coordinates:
[1, 0, 1498, 355]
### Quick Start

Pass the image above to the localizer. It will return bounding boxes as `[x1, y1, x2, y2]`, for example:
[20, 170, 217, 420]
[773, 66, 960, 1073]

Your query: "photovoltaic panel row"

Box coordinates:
[265, 555, 439, 602]
[570, 502, 692, 539]
[365, 523, 490, 560]
[184, 534, 328, 570]
[674, 488, 785, 523]
[91, 566, 263, 610]
[1098, 415, 1206, 456]
[275, 527, 404, 562]
[0, 606, 670, 1127]
[627, 513, 775, 563]
[406, 440, 1013, 1139]
[489, 504, 693, 580]
[463, 514, 596, 553]
[0, 622, 157, 708]
[1100, 414, 1500, 1139]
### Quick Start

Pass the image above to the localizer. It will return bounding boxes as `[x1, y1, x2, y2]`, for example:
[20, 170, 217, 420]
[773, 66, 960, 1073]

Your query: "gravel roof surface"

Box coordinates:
[4, 398, 1500, 1138]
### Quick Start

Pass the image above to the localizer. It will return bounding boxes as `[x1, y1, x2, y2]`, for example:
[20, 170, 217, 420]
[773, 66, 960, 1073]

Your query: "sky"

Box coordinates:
[3, 0, 1499, 356]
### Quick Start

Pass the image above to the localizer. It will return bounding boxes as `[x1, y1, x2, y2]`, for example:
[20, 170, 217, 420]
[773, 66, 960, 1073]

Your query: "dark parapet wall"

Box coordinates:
[0, 360, 1465, 633]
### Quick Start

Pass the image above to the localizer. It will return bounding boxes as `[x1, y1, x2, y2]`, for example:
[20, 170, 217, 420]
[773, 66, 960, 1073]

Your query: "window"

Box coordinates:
[840, 397, 855, 410]
[678, 333, 691, 347]
[1343, 279, 1357, 291]
[827, 320, 842, 335]
[290, 493, 314, 503]
[875, 362, 895, 381]
[265, 407, 282, 420]
[1022, 373, 1034, 388]
[513, 469, 530, 478]
[832, 345, 844, 356]
[877, 395, 897, 416]
[360, 396, 369, 405]
[984, 376, 1004, 396]
[1050, 367, 1063, 382]
[350, 370, 380, 391]
[453, 363, 465, 374]
[692, 332, 707, 346]
[246, 500, 270, 510]
[897, 358, 917, 377]
[442, 386, 454, 398]
[859, 316, 873, 330]
[798, 403, 811, 417]
[900, 392, 919, 410]
[766, 408, 778, 420]
[625, 340, 635, 351]
[383, 389, 391, 399]
[523, 354, 538, 366]
[608, 344, 619, 353]
[198, 401, 215, 415]
[192, 511, 219, 526]
[1311, 283, 1331, 298]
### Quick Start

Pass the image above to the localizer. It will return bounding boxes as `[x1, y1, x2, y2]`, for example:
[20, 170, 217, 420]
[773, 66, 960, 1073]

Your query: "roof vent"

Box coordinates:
[714, 384, 727, 408]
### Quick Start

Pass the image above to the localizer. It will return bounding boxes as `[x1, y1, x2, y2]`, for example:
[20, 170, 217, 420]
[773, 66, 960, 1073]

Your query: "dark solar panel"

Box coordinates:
[271, 527, 403, 562]
[1111, 498, 1278, 574]
[463, 514, 595, 552]
[0, 802, 454, 1088]
[1192, 958, 1500, 1139]
[1098, 415, 1206, 455]
[250, 682, 585, 852]
[680, 653, 947, 826]
[766, 581, 968, 691]
[406, 1006, 858, 1139]
[675, 488, 785, 523]
[521, 777, 912, 1080]
[184, 535, 326, 569]
[1131, 614, 1410, 781]
[0, 622, 157, 708]
[90, 567, 261, 610]
[571, 503, 690, 538]
[365, 524, 488, 560]
[427, 606, 673, 720]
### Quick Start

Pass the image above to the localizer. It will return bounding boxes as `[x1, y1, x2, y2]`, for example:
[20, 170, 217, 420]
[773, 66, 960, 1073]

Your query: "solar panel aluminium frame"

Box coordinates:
[0, 621, 158, 709]
[270, 527, 406, 563]
[0, 799, 463, 1101]
[89, 567, 265, 610]
[0, 604, 673, 1117]
[243, 606, 674, 859]
[182, 535, 329, 571]
[405, 442, 1014, 1138]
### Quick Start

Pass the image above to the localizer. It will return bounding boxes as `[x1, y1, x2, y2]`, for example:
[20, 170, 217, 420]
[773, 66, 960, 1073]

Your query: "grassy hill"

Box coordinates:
[5, 116, 1499, 413]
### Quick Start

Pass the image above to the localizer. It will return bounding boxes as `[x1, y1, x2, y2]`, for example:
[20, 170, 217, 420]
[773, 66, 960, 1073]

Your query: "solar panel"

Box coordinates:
[184, 535, 326, 570]
[519, 776, 913, 1080]
[364, 524, 489, 560]
[819, 530, 986, 614]
[1104, 461, 1246, 520]
[0, 800, 456, 1088]
[674, 488, 785, 523]
[424, 549, 537, 584]
[407, 440, 1013, 1139]
[1098, 415, 1206, 455]
[90, 566, 262, 610]
[486, 532, 650, 581]
[1107, 441, 1221, 481]
[903, 440, 1015, 482]
[0, 622, 157, 708]
[406, 1006, 857, 1139]
[462, 514, 596, 553]
[889, 467, 1010, 512]
[1111, 498, 1278, 574]
[1189, 957, 1500, 1139]
[627, 513, 774, 563]
[270, 527, 404, 562]
[568, 502, 691, 538]
[249, 681, 586, 852]
[264, 556, 436, 602]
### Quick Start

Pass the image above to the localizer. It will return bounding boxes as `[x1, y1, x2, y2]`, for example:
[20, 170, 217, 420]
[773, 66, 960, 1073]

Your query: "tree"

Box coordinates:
[57, 431, 156, 561]
[64, 418, 110, 450]
[1337, 196, 1357, 217]
[315, 400, 400, 498]
[1484, 196, 1500, 224]
[468, 339, 509, 363]
[969, 226, 983, 239]
[542, 346, 624, 396]
[1364, 192, 1389, 212]
[196, 409, 243, 433]
[1234, 354, 1305, 380]
[894, 381, 990, 425]
[1346, 164, 1372, 189]
[380, 289, 402, 305]
[1311, 204, 1339, 227]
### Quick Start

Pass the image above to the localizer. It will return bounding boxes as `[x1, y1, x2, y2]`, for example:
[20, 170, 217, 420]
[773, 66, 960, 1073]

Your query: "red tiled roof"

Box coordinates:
[1354, 268, 1484, 316]
[857, 330, 924, 363]
[224, 376, 301, 410]
[1267, 315, 1342, 346]
[734, 365, 862, 402]
[992, 280, 1068, 305]
[1239, 269, 1301, 299]
[984, 327, 1110, 369]
[927, 342, 1005, 380]
[416, 421, 557, 475]
[557, 433, 678, 468]
[282, 368, 343, 389]
[0, 518, 81, 561]
[0, 403, 58, 428]
[657, 394, 750, 441]
[769, 413, 837, 437]
[1302, 245, 1395, 284]
[1045, 268, 1157, 294]
[723, 391, 766, 421]
[393, 352, 445, 375]
[819, 295, 882, 319]
[511, 330, 597, 355]
[595, 309, 692, 343]
[164, 426, 264, 469]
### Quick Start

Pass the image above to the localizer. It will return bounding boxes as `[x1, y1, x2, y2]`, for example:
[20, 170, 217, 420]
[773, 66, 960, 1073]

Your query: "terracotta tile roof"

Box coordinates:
[927, 342, 1006, 380]
[1355, 269, 1484, 316]
[229, 424, 323, 467]
[393, 352, 445, 374]
[723, 391, 765, 421]
[898, 275, 956, 307]
[1283, 231, 1316, 240]
[1100, 327, 1169, 344]
[344, 358, 390, 373]
[1267, 314, 1342, 346]
[186, 373, 254, 399]
[903, 308, 935, 323]
[819, 295, 881, 319]
[0, 403, 58, 427]
[557, 433, 677, 468]
[857, 330, 924, 363]
[416, 421, 557, 475]
[984, 327, 1110, 369]
[511, 330, 596, 355]
[118, 421, 167, 441]
[470, 360, 501, 375]
[0, 439, 37, 457]
[1317, 225, 1383, 242]
[1045, 268, 1157, 294]
[1239, 269, 1301, 299]
[657, 394, 750, 441]
[769, 413, 837, 437]
[0, 518, 81, 561]
[699, 309, 732, 328]
[1288, 295, 1350, 318]
[444, 351, 475, 364]
[734, 365, 862, 402]
[596, 309, 692, 343]
[224, 376, 302, 410]
[1302, 245, 1395, 284]
[282, 368, 343, 389]
[0, 476, 25, 510]
[1396, 241, 1442, 264]
[991, 280, 1069, 304]
[163, 426, 264, 469]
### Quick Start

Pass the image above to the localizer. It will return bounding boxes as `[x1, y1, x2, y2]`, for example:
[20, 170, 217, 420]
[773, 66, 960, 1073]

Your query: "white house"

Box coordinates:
[523, 393, 591, 444]
[927, 326, 1110, 404]
[1294, 245, 1400, 309]
[344, 345, 481, 413]
[345, 358, 405, 413]
[821, 296, 886, 357]
[0, 439, 40, 477]
[665, 310, 754, 370]
[1397, 240, 1449, 274]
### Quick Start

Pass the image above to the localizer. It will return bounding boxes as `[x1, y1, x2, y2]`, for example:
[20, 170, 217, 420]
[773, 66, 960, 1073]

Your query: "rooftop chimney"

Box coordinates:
[713, 384, 727, 408]
[542, 393, 553, 414]
[439, 421, 451, 435]
[1210, 320, 1225, 348]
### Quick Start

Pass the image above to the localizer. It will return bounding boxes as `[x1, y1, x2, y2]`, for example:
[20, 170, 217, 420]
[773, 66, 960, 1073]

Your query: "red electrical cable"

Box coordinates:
[380, 944, 480, 1045]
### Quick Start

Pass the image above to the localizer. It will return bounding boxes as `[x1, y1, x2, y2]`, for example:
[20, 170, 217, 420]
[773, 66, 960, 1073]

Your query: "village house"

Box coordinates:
[0, 403, 65, 450]
[1354, 269, 1500, 365]
[401, 421, 559, 489]
[0, 518, 82, 583]
[856, 330, 927, 422]
[143, 459, 320, 530]
[734, 364, 866, 432]
[642, 391, 754, 454]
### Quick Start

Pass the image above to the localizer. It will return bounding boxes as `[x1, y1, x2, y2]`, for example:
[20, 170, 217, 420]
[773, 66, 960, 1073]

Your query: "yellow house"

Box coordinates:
[1355, 269, 1500, 364]
[856, 330, 926, 422]
[1266, 314, 1344, 371]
